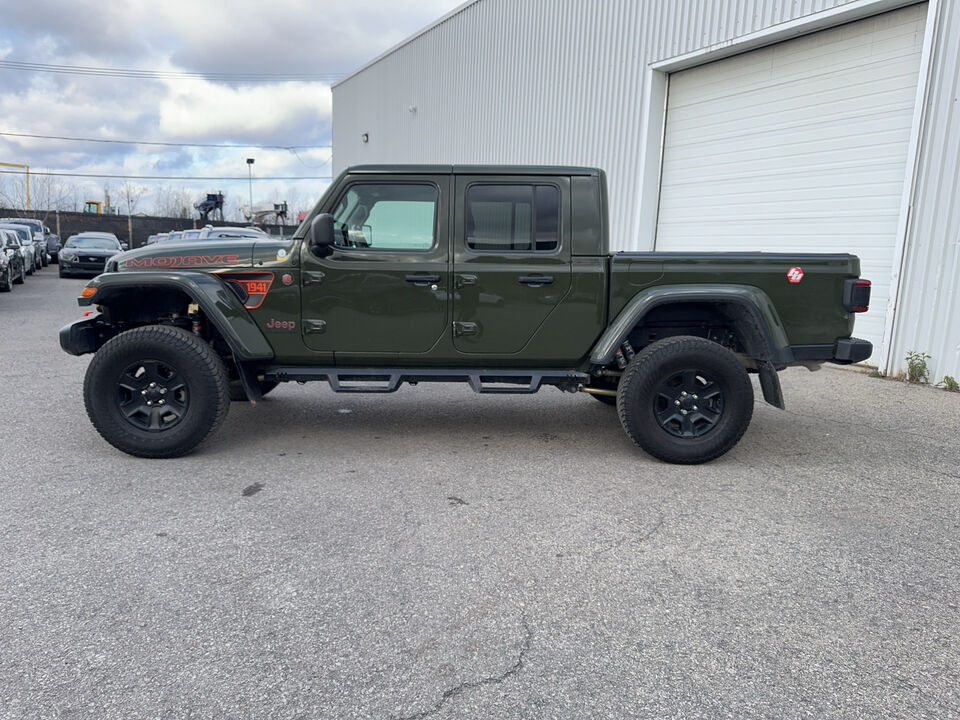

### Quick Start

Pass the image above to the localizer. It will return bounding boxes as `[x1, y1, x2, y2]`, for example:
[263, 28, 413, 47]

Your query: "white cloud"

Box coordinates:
[156, 79, 332, 140]
[0, 0, 467, 215]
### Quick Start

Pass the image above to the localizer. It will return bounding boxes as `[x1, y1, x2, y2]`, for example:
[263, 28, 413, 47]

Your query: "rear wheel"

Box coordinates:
[0, 264, 12, 291]
[617, 336, 754, 464]
[84, 325, 230, 458]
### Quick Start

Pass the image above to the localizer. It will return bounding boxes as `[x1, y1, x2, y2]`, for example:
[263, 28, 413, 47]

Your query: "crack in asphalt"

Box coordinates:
[394, 616, 532, 720]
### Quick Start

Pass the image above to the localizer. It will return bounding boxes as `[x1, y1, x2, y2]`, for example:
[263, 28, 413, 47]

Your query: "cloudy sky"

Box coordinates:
[0, 0, 466, 220]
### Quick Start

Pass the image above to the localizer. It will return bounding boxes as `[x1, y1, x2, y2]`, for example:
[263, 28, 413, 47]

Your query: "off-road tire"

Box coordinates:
[229, 379, 279, 402]
[84, 325, 230, 458]
[617, 336, 753, 464]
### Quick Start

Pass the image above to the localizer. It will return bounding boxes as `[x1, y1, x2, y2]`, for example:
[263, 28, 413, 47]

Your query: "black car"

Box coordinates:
[0, 228, 26, 289]
[45, 226, 61, 262]
[59, 233, 125, 278]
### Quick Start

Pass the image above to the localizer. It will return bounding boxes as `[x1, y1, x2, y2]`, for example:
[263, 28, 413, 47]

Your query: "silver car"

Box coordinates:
[0, 224, 36, 275]
[0, 218, 46, 269]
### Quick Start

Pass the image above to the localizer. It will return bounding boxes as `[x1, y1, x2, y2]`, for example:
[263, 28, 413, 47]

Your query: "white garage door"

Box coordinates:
[655, 3, 926, 358]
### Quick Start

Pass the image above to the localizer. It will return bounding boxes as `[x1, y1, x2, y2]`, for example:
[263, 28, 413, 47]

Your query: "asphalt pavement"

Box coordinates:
[1, 269, 959, 719]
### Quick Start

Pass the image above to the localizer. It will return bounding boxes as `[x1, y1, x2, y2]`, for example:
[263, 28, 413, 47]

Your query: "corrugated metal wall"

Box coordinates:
[332, 0, 862, 252]
[889, 0, 960, 383]
[332, 0, 958, 380]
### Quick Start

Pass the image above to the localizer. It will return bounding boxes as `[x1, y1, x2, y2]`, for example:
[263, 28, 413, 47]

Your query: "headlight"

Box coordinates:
[60, 251, 78, 262]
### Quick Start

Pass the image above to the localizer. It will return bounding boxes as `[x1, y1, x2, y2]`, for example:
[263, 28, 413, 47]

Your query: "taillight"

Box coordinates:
[843, 278, 871, 313]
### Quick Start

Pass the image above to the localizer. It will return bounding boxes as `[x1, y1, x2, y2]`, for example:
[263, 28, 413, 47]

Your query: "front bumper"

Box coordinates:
[59, 255, 110, 275]
[59, 315, 104, 356]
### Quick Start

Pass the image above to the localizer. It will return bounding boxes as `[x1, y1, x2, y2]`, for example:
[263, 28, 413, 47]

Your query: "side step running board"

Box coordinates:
[264, 367, 588, 394]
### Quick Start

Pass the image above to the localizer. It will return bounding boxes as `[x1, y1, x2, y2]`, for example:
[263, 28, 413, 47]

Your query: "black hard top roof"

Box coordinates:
[345, 165, 602, 176]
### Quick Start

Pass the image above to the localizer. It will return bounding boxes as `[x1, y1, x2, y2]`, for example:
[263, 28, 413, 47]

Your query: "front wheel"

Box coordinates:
[83, 325, 230, 458]
[617, 336, 754, 464]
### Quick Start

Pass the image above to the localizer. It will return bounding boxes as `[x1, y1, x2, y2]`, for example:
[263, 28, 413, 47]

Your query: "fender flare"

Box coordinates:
[78, 271, 274, 361]
[589, 284, 793, 367]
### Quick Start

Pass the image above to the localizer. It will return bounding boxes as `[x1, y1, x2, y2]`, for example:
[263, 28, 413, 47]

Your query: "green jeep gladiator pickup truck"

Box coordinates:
[60, 165, 872, 463]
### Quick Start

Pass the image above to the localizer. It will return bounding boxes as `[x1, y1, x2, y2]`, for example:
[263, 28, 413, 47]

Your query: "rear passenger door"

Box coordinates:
[452, 176, 571, 355]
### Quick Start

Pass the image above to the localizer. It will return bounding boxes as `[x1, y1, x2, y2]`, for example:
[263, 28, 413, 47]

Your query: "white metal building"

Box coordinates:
[331, 0, 959, 382]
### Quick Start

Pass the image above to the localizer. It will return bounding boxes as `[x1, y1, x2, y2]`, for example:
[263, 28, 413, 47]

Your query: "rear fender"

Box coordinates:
[590, 285, 792, 409]
[77, 271, 274, 361]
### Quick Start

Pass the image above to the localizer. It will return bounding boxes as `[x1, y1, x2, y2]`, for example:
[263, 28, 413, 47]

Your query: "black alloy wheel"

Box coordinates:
[14, 261, 24, 284]
[653, 369, 723, 438]
[617, 335, 754, 464]
[84, 325, 230, 458]
[115, 360, 190, 432]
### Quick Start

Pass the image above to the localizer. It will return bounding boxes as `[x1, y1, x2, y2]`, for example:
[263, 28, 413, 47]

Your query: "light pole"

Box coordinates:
[246, 158, 255, 218]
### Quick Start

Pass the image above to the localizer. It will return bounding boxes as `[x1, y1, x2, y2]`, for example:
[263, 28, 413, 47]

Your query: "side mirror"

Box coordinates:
[121, 242, 129, 250]
[310, 213, 335, 254]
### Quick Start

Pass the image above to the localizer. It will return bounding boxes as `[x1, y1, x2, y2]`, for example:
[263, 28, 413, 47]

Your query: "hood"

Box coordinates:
[112, 237, 300, 272]
[63, 247, 122, 257]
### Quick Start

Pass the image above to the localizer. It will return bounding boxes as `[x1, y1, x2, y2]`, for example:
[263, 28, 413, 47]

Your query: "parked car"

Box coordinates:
[197, 226, 268, 240]
[163, 230, 184, 243]
[0, 217, 48, 267]
[45, 226, 61, 262]
[0, 228, 26, 290]
[181, 229, 202, 240]
[58, 233, 125, 278]
[0, 223, 36, 275]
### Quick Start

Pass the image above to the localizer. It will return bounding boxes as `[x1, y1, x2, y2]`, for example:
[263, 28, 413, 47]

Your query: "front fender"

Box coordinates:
[77, 271, 274, 361]
[589, 284, 792, 366]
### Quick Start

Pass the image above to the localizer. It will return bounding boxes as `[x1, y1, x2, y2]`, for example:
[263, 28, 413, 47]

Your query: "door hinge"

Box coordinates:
[452, 321, 479, 337]
[304, 319, 327, 335]
[303, 271, 326, 286]
[455, 274, 477, 289]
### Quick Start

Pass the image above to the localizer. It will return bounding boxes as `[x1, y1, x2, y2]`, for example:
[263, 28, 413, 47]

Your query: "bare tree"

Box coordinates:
[120, 181, 149, 216]
[0, 171, 76, 221]
[153, 186, 194, 218]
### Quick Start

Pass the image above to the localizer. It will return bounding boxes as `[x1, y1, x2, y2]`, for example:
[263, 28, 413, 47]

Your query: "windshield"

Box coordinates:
[0, 226, 30, 242]
[1, 219, 43, 236]
[65, 236, 121, 249]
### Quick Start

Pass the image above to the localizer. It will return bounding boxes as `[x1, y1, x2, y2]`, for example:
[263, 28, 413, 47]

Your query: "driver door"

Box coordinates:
[300, 175, 450, 360]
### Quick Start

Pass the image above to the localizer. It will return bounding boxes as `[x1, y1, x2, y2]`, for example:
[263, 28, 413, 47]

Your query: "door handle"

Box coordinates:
[517, 275, 554, 286]
[405, 274, 441, 286]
